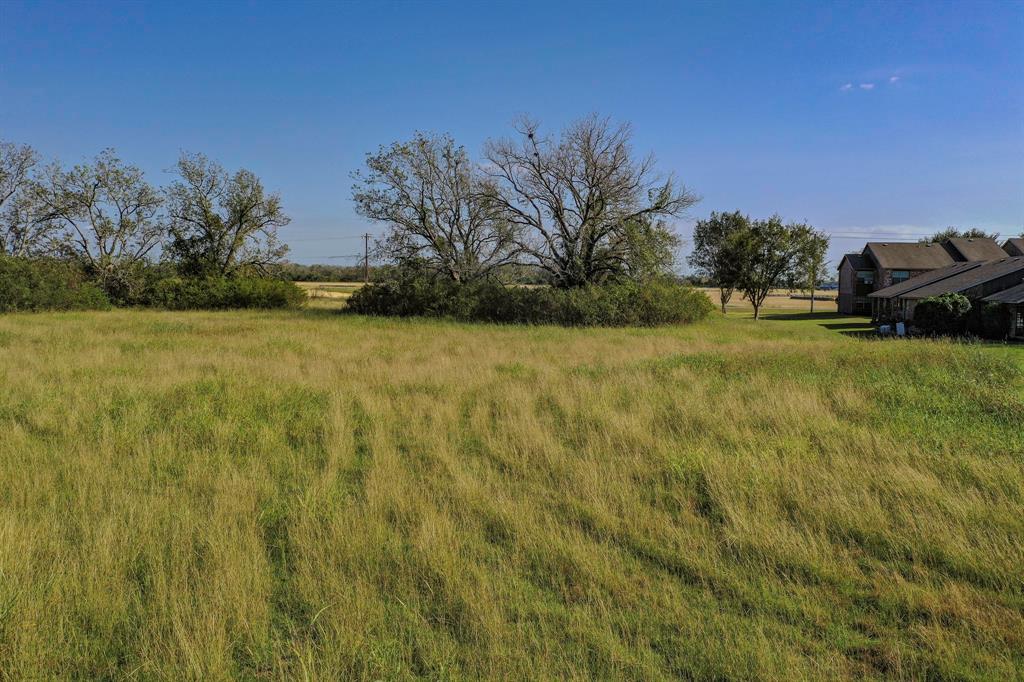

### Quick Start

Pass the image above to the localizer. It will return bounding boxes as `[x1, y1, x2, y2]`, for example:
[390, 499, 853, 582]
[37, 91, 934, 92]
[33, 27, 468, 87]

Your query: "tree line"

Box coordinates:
[0, 140, 289, 299]
[688, 211, 830, 319]
[351, 115, 698, 289]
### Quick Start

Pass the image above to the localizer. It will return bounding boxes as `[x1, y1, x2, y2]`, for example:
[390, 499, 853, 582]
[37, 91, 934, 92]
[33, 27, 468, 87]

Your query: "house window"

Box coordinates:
[1016, 309, 1024, 335]
[891, 270, 910, 284]
[856, 271, 874, 285]
[854, 297, 868, 312]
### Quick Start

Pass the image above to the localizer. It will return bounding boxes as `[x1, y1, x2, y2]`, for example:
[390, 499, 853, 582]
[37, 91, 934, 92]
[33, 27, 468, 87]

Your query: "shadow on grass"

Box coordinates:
[759, 311, 877, 337]
[760, 312, 862, 321]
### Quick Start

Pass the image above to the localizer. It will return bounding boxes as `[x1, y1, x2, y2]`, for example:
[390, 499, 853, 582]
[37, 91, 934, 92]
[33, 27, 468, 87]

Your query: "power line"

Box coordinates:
[286, 235, 370, 243]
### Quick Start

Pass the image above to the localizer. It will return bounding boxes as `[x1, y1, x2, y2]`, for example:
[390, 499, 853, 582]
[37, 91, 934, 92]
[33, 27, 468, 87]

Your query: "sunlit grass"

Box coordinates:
[0, 307, 1021, 679]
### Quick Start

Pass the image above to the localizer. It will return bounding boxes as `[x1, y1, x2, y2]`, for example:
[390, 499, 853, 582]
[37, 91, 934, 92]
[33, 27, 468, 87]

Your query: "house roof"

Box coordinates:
[868, 261, 985, 299]
[983, 282, 1024, 305]
[1004, 238, 1024, 257]
[897, 257, 1024, 300]
[838, 252, 870, 271]
[863, 242, 957, 270]
[944, 237, 1008, 261]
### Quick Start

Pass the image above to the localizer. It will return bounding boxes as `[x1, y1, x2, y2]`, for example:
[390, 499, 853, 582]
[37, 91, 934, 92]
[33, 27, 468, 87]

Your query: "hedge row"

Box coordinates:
[0, 258, 306, 312]
[346, 275, 714, 327]
[0, 258, 110, 313]
[143, 277, 306, 310]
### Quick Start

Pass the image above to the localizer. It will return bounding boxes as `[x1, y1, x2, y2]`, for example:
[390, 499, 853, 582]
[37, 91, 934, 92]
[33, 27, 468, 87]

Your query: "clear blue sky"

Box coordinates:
[2, 0, 1022, 268]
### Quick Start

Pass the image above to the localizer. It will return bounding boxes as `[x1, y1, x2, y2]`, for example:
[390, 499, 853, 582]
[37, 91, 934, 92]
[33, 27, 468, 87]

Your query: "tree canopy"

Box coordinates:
[920, 227, 999, 243]
[165, 153, 290, 277]
[352, 133, 517, 283]
[482, 116, 697, 287]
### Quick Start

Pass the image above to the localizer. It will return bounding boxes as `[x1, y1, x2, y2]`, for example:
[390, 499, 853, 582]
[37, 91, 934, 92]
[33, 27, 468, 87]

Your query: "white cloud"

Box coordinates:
[889, 75, 900, 83]
[859, 83, 875, 90]
[840, 83, 853, 91]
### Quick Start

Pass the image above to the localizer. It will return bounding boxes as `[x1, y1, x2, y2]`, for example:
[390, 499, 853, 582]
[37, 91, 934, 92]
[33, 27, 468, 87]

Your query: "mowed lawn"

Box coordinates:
[0, 306, 1022, 679]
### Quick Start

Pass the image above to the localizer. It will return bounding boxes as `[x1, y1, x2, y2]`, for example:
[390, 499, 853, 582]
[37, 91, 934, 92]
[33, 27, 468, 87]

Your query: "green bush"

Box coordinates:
[144, 277, 307, 310]
[346, 273, 713, 327]
[0, 257, 111, 313]
[913, 293, 971, 336]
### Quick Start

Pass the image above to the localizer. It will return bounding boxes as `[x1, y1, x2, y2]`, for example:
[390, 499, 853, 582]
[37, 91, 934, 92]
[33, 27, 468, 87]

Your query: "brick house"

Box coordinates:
[837, 238, 1010, 315]
[868, 256, 1024, 323]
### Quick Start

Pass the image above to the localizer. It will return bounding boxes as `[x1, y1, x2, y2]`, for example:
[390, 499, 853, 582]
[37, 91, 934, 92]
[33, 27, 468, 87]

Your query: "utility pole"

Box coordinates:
[362, 233, 371, 283]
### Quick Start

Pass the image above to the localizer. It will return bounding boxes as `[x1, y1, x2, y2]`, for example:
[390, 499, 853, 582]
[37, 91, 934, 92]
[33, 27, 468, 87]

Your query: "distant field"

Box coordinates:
[699, 287, 839, 312]
[0, 307, 1021, 678]
[295, 281, 364, 299]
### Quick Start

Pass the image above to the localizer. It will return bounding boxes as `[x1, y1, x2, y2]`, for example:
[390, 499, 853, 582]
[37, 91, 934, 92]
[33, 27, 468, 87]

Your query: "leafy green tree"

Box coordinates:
[688, 210, 749, 314]
[734, 216, 806, 320]
[920, 227, 999, 243]
[791, 224, 830, 313]
[165, 153, 289, 277]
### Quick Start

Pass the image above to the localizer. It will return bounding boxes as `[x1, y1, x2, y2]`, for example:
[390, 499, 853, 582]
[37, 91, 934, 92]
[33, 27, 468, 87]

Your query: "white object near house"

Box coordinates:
[896, 322, 906, 336]
[879, 325, 891, 335]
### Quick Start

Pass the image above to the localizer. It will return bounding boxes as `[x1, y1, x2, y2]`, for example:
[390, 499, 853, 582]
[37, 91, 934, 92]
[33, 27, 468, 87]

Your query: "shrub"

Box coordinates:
[144, 277, 306, 310]
[0, 257, 111, 313]
[346, 274, 713, 327]
[913, 293, 971, 336]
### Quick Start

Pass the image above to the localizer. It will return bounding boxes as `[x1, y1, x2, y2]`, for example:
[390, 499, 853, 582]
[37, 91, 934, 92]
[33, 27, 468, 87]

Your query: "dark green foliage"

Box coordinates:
[0, 257, 110, 312]
[143, 277, 307, 310]
[346, 271, 713, 327]
[966, 301, 1014, 340]
[919, 227, 999, 244]
[913, 293, 972, 336]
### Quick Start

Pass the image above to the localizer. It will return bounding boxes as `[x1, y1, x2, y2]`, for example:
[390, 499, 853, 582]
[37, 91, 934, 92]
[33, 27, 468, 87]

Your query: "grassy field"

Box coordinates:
[0, 304, 1021, 679]
[295, 281, 364, 300]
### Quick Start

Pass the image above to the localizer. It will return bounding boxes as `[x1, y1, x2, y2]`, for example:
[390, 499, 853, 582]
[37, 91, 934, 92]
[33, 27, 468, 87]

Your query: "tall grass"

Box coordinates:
[0, 309, 1021, 679]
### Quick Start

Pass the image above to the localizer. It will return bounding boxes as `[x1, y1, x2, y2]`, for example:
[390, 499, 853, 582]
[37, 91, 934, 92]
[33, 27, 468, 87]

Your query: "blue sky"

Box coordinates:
[2, 0, 1021, 268]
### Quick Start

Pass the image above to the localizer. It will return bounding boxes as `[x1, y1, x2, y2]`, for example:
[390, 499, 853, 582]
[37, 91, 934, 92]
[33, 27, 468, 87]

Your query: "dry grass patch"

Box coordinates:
[0, 308, 1021, 679]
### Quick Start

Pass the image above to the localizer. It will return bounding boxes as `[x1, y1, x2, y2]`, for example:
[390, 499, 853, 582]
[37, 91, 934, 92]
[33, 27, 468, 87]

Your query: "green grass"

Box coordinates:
[0, 307, 1021, 679]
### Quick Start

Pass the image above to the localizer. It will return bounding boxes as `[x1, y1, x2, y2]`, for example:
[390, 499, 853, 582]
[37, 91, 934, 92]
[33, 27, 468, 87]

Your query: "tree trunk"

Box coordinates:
[810, 290, 815, 313]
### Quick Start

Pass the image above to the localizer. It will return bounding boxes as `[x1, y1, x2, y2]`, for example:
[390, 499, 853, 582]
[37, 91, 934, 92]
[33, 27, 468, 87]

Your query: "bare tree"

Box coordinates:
[0, 140, 58, 257]
[33, 149, 165, 292]
[483, 116, 698, 287]
[352, 132, 517, 282]
[165, 152, 290, 276]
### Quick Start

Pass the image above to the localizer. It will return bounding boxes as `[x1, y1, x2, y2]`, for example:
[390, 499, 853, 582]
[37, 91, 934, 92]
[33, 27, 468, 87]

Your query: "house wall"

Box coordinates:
[838, 260, 857, 314]
[838, 260, 877, 315]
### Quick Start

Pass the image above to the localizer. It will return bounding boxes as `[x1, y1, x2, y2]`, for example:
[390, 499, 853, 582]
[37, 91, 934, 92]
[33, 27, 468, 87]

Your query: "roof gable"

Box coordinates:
[1004, 238, 1024, 257]
[838, 252, 870, 271]
[944, 237, 1007, 262]
[864, 242, 957, 270]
